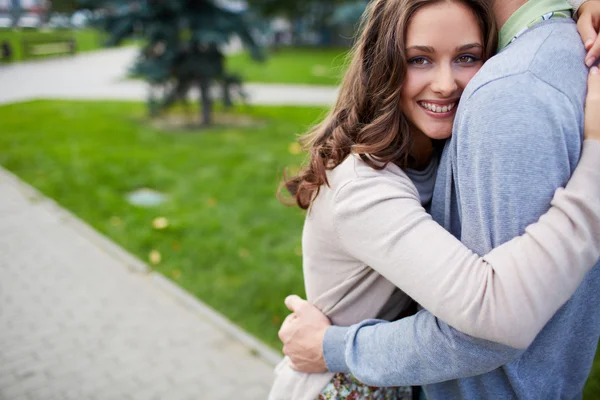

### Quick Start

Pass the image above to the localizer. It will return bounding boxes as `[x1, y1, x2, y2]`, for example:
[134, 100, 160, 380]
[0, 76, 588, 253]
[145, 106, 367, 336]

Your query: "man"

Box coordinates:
[278, 0, 600, 398]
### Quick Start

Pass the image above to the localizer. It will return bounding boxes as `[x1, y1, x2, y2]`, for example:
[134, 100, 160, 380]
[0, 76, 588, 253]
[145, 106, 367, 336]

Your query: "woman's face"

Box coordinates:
[401, 1, 484, 140]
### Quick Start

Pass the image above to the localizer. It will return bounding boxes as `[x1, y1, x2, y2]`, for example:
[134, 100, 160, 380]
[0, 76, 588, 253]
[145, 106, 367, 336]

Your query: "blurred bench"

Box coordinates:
[22, 35, 76, 59]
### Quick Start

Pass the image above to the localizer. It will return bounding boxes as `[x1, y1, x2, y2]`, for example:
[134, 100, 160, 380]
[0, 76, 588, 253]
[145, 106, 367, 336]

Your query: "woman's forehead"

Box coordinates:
[404, 2, 483, 47]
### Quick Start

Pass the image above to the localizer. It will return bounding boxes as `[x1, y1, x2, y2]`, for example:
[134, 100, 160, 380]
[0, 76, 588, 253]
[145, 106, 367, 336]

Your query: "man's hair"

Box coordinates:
[282, 0, 498, 210]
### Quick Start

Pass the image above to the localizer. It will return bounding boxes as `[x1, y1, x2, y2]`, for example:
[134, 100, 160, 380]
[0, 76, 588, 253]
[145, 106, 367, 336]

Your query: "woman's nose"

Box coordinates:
[431, 66, 458, 97]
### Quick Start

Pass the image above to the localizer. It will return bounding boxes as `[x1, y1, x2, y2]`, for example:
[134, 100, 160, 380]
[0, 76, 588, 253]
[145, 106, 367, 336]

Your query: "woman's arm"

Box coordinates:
[330, 71, 600, 350]
[333, 141, 600, 350]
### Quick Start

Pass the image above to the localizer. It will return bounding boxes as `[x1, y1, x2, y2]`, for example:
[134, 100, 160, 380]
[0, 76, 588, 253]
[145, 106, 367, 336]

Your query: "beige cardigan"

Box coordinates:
[269, 141, 600, 400]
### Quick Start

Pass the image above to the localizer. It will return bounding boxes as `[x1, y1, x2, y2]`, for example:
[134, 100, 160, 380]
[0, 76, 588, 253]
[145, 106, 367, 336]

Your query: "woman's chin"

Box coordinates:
[423, 128, 453, 140]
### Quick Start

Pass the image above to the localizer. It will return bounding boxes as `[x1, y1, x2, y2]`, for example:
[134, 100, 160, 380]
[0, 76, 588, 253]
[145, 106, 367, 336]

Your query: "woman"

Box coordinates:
[270, 0, 600, 399]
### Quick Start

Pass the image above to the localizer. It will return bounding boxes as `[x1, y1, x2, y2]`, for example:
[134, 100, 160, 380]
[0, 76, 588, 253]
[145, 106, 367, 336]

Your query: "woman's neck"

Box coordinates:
[408, 130, 434, 171]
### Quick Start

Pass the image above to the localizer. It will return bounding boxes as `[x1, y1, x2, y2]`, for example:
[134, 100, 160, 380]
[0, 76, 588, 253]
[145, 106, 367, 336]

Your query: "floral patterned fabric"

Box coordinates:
[317, 372, 412, 400]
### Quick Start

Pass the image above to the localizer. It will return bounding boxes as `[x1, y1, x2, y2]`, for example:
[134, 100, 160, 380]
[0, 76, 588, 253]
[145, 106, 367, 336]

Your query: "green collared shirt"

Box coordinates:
[498, 0, 573, 50]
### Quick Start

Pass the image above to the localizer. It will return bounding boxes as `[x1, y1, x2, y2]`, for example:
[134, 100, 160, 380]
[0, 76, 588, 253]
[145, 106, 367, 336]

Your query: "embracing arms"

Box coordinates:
[331, 138, 600, 350]
[280, 68, 600, 384]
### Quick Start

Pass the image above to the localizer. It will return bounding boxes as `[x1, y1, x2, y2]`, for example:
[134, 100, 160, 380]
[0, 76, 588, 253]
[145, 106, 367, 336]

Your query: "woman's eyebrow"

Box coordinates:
[456, 43, 483, 52]
[406, 45, 435, 53]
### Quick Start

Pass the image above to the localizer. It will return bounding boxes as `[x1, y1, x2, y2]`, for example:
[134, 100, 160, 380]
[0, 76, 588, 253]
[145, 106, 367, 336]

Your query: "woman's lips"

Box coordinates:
[418, 101, 458, 118]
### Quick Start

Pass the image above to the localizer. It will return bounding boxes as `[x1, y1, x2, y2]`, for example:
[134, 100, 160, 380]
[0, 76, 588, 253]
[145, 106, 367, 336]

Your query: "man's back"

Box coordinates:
[430, 19, 600, 398]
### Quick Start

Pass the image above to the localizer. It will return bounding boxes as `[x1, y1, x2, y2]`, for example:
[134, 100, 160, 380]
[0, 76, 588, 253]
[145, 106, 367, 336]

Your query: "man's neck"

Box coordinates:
[494, 0, 527, 29]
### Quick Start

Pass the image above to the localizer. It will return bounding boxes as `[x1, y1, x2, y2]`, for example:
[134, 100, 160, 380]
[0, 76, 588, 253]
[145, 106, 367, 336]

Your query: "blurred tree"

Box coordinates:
[50, 0, 80, 13]
[81, 0, 264, 126]
[10, 0, 20, 27]
[247, 0, 359, 47]
[330, 1, 368, 27]
[246, 0, 344, 20]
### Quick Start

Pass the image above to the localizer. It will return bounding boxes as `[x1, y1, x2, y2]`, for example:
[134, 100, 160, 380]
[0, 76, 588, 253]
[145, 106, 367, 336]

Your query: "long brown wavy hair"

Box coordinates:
[282, 0, 497, 210]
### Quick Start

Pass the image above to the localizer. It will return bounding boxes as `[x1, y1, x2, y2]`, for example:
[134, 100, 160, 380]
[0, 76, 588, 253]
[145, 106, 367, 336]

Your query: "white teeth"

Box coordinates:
[420, 102, 456, 114]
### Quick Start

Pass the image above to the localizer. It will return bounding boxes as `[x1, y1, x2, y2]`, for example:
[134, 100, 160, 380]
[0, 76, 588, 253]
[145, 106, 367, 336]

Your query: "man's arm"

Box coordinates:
[281, 74, 585, 387]
[323, 313, 522, 386]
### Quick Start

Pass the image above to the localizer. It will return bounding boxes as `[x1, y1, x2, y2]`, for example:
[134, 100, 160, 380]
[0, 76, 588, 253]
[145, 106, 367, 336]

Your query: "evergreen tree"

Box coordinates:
[81, 0, 264, 125]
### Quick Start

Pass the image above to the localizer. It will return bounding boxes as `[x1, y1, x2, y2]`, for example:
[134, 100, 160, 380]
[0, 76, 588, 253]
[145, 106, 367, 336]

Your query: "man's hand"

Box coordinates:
[278, 295, 331, 373]
[577, 1, 600, 66]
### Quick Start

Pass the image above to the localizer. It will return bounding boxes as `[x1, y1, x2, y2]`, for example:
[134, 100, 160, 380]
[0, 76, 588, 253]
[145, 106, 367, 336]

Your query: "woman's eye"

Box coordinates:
[457, 55, 477, 63]
[409, 57, 429, 65]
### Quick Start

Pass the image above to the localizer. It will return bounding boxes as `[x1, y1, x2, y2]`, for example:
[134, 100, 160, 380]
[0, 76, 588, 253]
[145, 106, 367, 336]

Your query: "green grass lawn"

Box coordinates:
[0, 28, 128, 62]
[226, 47, 349, 86]
[0, 100, 598, 397]
[0, 100, 321, 349]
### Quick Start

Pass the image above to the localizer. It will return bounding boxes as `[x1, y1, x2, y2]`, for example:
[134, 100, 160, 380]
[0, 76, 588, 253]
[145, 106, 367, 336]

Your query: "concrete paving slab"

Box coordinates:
[0, 47, 339, 107]
[0, 167, 281, 400]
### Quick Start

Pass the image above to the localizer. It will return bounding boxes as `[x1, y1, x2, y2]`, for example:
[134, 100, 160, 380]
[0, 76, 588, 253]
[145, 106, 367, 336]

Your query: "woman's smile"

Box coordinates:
[417, 100, 459, 118]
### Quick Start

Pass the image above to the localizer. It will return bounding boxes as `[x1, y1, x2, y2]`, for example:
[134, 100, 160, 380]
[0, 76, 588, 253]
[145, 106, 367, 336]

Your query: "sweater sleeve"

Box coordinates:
[332, 140, 600, 350]
[323, 72, 592, 386]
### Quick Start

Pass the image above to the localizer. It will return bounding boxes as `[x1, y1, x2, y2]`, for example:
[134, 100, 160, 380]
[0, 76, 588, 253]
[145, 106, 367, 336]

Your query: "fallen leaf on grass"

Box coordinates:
[152, 217, 169, 230]
[288, 142, 302, 155]
[206, 198, 217, 207]
[149, 250, 162, 265]
[110, 216, 122, 227]
[239, 248, 250, 259]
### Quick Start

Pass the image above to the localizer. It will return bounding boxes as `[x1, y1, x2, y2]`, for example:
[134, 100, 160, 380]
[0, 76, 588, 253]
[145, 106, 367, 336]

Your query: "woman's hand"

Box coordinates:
[577, 1, 600, 67]
[585, 67, 600, 141]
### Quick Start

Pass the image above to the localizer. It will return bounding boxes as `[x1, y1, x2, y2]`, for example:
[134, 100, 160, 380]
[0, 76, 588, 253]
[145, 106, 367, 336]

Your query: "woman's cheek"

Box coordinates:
[456, 64, 483, 88]
[403, 68, 430, 98]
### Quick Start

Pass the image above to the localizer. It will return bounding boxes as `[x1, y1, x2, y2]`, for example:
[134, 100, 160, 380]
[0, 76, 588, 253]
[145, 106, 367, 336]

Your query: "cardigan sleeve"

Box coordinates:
[332, 140, 600, 349]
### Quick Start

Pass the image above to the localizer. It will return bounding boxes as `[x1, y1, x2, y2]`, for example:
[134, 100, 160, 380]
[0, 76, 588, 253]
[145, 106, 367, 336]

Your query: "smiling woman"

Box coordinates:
[402, 1, 485, 143]
[283, 0, 497, 210]
[400, 1, 490, 169]
[271, 0, 600, 399]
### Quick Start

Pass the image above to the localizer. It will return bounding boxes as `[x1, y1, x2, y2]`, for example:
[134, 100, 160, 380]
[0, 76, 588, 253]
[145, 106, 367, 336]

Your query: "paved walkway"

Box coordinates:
[0, 46, 338, 399]
[0, 167, 280, 399]
[0, 47, 339, 106]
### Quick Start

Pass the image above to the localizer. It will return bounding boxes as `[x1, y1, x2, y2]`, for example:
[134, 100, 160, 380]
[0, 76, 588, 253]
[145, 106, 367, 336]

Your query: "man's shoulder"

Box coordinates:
[447, 21, 585, 170]
[462, 20, 587, 107]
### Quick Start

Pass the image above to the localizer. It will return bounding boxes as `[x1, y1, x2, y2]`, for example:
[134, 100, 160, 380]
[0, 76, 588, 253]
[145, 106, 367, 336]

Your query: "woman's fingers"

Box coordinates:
[584, 67, 600, 141]
[578, 12, 597, 49]
[577, 2, 600, 66]
[587, 37, 600, 67]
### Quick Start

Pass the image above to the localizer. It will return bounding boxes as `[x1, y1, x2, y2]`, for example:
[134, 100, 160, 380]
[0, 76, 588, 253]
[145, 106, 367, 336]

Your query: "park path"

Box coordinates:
[0, 166, 281, 400]
[0, 47, 327, 399]
[0, 46, 339, 106]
